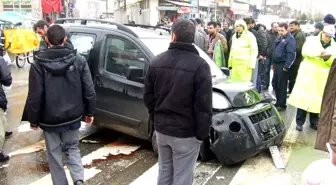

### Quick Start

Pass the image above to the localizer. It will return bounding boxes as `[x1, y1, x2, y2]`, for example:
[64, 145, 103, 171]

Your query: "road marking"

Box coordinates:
[8, 140, 46, 157]
[229, 119, 299, 185]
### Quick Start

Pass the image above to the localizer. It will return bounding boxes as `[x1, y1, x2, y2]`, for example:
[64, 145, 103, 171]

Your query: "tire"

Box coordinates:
[16, 54, 26, 68]
[152, 130, 158, 156]
[199, 137, 215, 162]
[27, 52, 33, 64]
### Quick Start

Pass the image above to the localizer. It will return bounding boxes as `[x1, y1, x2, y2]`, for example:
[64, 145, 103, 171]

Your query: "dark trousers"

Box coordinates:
[296, 108, 319, 126]
[262, 58, 272, 88]
[288, 64, 300, 94]
[274, 63, 289, 107]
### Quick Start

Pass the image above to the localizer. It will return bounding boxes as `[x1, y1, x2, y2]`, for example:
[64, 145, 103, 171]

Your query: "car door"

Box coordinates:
[94, 31, 151, 140]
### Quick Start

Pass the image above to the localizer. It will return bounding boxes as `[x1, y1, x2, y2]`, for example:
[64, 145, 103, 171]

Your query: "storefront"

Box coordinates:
[1, 0, 42, 19]
[229, 1, 251, 19]
[157, 0, 193, 24]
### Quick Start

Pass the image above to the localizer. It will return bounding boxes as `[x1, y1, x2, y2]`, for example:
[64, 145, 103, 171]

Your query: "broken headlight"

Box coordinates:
[212, 91, 232, 111]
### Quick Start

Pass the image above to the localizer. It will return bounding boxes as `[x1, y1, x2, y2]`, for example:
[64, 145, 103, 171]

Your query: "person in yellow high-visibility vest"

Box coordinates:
[228, 20, 258, 82]
[288, 25, 336, 131]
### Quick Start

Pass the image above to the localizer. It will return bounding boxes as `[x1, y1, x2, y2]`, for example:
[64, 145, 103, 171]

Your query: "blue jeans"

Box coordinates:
[262, 59, 272, 88]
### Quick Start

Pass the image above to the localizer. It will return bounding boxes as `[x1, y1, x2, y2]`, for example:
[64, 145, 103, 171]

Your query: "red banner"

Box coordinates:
[41, 0, 63, 14]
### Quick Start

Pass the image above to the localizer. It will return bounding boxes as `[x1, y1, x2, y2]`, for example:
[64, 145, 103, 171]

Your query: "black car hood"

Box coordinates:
[213, 81, 263, 108]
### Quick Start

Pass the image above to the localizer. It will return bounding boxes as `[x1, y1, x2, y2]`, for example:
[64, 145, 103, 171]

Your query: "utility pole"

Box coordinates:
[106, 0, 109, 18]
[264, 0, 267, 15]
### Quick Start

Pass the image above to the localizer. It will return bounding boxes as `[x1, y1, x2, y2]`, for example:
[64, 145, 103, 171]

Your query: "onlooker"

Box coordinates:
[25, 25, 96, 185]
[33, 20, 73, 50]
[206, 21, 228, 67]
[0, 56, 12, 162]
[228, 20, 258, 82]
[264, 22, 279, 90]
[288, 20, 306, 95]
[323, 14, 336, 41]
[244, 18, 267, 92]
[314, 23, 324, 36]
[190, 19, 206, 52]
[216, 22, 226, 37]
[272, 23, 296, 111]
[195, 18, 206, 36]
[222, 21, 235, 63]
[288, 25, 336, 131]
[144, 19, 212, 185]
[315, 58, 336, 164]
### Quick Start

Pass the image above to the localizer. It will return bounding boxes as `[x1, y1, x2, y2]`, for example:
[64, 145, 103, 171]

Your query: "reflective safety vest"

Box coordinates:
[213, 40, 225, 68]
[288, 35, 336, 113]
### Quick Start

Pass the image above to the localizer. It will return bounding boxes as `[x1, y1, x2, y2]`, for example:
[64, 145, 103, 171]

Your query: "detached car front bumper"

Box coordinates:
[209, 103, 286, 165]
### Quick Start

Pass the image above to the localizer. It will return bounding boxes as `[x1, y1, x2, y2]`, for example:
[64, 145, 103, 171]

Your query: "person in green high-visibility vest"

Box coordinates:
[206, 21, 228, 68]
[212, 39, 225, 68]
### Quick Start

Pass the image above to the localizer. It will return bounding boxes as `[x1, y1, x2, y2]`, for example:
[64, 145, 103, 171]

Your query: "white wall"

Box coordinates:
[149, 0, 159, 25]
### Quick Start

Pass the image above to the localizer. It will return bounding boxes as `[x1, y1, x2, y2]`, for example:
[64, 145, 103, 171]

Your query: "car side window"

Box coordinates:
[104, 37, 146, 79]
[68, 33, 96, 60]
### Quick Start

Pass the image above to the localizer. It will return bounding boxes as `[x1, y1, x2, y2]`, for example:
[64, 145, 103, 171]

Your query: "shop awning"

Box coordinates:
[42, 0, 63, 14]
[165, 0, 193, 7]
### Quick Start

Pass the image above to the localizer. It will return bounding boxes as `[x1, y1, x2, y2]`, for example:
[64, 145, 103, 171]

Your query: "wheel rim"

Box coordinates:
[16, 54, 26, 68]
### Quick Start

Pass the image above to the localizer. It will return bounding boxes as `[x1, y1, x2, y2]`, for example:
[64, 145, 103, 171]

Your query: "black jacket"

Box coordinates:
[250, 28, 267, 57]
[272, 32, 296, 70]
[23, 46, 96, 128]
[266, 30, 279, 60]
[291, 29, 306, 66]
[0, 57, 12, 111]
[144, 42, 213, 140]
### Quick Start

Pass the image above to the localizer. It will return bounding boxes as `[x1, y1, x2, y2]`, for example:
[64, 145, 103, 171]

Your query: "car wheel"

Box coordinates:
[199, 137, 215, 162]
[152, 130, 158, 156]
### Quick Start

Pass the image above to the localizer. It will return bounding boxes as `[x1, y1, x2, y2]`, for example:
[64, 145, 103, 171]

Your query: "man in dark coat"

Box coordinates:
[144, 19, 212, 185]
[288, 20, 306, 95]
[323, 14, 336, 41]
[25, 25, 96, 185]
[264, 22, 279, 90]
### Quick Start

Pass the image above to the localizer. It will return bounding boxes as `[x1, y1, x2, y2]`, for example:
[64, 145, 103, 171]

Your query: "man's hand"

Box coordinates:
[207, 50, 213, 55]
[30, 126, 39, 130]
[321, 54, 331, 60]
[283, 68, 288, 72]
[85, 116, 94, 126]
[271, 65, 275, 70]
[332, 151, 336, 166]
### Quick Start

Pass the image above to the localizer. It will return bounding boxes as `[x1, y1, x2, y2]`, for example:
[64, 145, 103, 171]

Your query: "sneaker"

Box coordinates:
[5, 131, 13, 137]
[296, 125, 303, 132]
[0, 152, 9, 162]
[310, 125, 318, 130]
[74, 180, 84, 185]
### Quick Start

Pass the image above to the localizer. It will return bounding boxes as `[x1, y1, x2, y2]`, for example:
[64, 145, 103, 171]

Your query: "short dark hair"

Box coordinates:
[271, 22, 278, 27]
[289, 20, 300, 26]
[278, 22, 288, 30]
[190, 19, 197, 26]
[195, 18, 202, 25]
[207, 21, 217, 27]
[243, 18, 253, 25]
[33, 20, 50, 31]
[217, 22, 221, 27]
[46, 25, 66, 46]
[172, 19, 195, 43]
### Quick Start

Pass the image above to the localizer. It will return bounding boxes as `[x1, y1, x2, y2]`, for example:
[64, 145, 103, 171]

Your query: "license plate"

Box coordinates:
[269, 146, 285, 169]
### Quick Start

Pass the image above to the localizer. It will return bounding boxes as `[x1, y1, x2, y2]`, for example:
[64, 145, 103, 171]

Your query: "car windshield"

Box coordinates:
[140, 38, 226, 80]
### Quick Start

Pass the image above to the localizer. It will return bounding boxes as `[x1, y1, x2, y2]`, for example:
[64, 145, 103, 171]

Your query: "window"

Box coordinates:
[69, 33, 95, 60]
[104, 37, 146, 78]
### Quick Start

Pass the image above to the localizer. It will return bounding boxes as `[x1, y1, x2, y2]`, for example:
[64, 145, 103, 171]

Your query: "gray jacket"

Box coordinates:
[194, 29, 206, 52]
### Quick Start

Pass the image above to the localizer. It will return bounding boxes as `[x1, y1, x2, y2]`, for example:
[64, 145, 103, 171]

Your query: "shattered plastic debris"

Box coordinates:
[81, 142, 141, 166]
[8, 140, 46, 157]
[81, 140, 100, 144]
[216, 176, 225, 180]
[0, 164, 9, 169]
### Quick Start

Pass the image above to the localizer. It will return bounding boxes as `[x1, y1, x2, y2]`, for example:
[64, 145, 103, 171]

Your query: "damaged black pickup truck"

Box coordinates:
[55, 18, 286, 165]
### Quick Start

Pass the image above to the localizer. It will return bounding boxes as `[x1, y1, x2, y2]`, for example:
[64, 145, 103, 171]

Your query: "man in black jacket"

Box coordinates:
[0, 57, 12, 162]
[25, 25, 96, 185]
[265, 22, 279, 90]
[144, 19, 212, 185]
[288, 20, 306, 95]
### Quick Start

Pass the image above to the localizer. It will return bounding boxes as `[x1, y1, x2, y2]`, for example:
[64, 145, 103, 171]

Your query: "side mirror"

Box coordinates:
[220, 67, 230, 76]
[127, 66, 144, 83]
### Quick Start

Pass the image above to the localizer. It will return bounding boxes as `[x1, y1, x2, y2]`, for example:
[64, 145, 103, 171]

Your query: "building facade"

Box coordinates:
[1, 0, 42, 19]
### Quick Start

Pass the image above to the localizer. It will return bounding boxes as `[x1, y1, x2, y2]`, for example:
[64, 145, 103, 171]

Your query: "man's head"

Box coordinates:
[278, 23, 289, 37]
[207, 21, 218, 35]
[315, 23, 324, 34]
[321, 25, 335, 43]
[234, 20, 246, 33]
[45, 25, 67, 47]
[324, 14, 336, 26]
[216, 22, 222, 32]
[195, 18, 202, 26]
[171, 19, 195, 44]
[33, 20, 50, 37]
[271, 22, 279, 33]
[289, 20, 300, 32]
[243, 18, 254, 30]
[223, 22, 229, 30]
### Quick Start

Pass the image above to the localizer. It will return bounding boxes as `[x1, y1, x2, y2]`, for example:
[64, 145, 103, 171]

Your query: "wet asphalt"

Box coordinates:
[0, 63, 324, 185]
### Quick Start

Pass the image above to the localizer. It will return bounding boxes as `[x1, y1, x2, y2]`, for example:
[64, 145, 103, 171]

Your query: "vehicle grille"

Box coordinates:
[260, 124, 282, 141]
[249, 109, 272, 124]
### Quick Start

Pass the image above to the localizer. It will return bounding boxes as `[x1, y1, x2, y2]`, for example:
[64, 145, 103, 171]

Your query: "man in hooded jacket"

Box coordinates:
[24, 25, 96, 185]
[228, 20, 258, 82]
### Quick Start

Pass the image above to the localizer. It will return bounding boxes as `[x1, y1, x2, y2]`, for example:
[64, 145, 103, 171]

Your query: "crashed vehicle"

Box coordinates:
[54, 18, 286, 165]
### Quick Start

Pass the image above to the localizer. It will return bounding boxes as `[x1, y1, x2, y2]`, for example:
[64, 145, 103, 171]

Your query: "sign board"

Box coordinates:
[157, 6, 179, 11]
[216, 0, 231, 7]
[178, 7, 191, 14]
[190, 0, 198, 7]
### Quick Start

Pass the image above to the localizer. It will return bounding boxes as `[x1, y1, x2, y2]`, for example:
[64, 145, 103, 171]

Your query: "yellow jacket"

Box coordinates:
[228, 20, 258, 82]
[288, 34, 336, 113]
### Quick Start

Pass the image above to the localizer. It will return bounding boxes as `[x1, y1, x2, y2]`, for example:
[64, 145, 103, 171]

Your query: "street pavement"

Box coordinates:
[0, 64, 329, 185]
